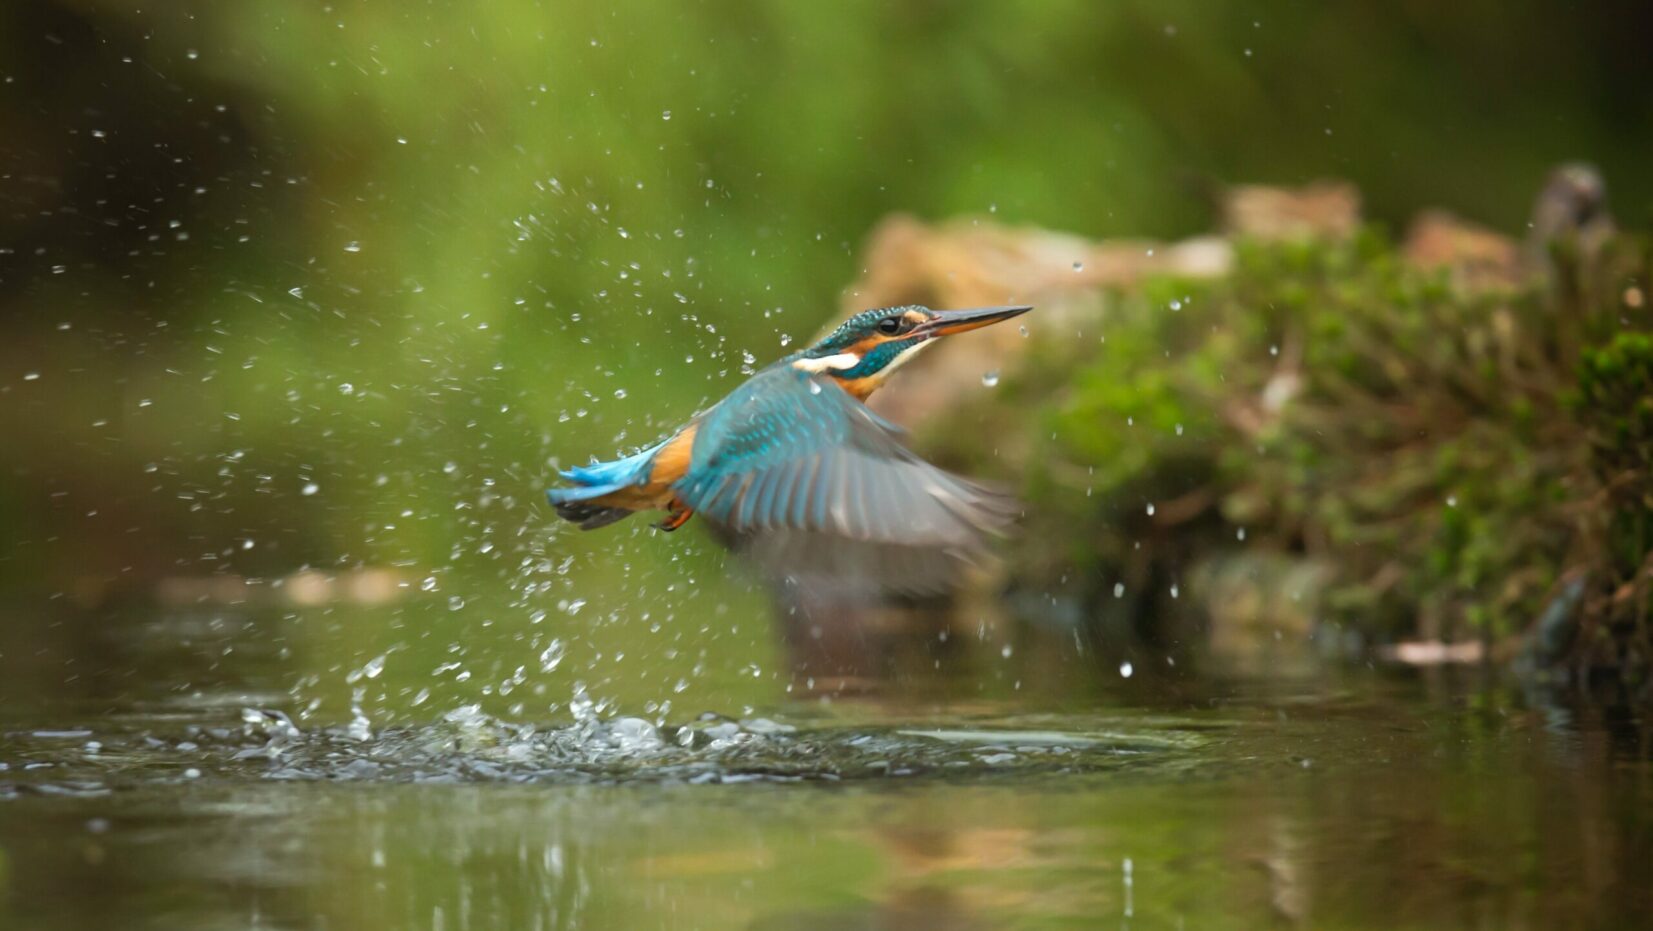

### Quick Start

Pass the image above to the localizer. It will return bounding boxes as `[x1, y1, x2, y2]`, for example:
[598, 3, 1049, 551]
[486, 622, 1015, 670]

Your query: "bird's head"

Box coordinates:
[792, 304, 1032, 397]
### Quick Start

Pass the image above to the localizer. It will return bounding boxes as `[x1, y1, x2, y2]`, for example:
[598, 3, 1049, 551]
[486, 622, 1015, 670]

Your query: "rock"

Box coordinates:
[1219, 180, 1362, 241]
[1401, 209, 1525, 292]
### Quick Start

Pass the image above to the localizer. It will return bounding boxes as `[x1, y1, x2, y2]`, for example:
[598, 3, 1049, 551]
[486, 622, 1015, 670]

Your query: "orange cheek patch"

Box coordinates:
[847, 334, 893, 356]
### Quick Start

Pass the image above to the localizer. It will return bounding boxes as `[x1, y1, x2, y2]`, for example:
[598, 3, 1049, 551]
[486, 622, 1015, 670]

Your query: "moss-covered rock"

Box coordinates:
[922, 228, 1652, 673]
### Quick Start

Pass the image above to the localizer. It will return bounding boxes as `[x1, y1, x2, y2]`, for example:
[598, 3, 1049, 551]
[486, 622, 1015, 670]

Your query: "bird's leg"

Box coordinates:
[655, 503, 694, 532]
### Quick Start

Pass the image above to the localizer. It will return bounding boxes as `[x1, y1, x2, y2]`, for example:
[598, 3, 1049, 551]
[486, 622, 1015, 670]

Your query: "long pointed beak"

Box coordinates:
[915, 305, 1033, 338]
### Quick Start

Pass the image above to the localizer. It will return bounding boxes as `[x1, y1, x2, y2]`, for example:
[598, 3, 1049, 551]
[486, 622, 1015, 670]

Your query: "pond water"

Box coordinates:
[1, 599, 1649, 931]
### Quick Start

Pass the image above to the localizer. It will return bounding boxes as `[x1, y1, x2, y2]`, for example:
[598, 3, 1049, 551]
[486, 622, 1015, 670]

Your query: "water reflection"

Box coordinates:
[3, 705, 1649, 931]
[2, 597, 1651, 930]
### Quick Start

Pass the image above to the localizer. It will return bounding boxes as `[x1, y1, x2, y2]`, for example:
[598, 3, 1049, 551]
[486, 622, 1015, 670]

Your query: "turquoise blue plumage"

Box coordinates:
[544, 304, 1032, 592]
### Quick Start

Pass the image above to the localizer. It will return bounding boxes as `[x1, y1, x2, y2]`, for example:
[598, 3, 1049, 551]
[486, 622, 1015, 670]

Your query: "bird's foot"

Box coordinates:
[654, 508, 694, 532]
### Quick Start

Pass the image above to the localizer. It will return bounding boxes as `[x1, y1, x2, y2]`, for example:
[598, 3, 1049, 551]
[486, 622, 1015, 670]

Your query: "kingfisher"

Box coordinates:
[545, 304, 1031, 592]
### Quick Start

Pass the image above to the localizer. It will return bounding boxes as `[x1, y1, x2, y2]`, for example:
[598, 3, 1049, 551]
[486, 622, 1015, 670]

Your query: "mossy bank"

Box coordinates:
[918, 228, 1652, 683]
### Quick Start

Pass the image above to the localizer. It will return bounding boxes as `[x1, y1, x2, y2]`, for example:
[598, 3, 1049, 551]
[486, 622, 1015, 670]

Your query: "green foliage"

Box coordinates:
[1576, 333, 1653, 582]
[1577, 333, 1653, 485]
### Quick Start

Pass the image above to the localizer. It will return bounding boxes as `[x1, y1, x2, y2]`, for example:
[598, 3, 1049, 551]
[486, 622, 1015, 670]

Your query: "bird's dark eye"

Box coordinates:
[877, 316, 903, 335]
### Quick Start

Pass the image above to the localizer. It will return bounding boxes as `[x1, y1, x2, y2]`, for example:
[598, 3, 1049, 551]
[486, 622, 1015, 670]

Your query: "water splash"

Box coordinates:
[1, 707, 1212, 792]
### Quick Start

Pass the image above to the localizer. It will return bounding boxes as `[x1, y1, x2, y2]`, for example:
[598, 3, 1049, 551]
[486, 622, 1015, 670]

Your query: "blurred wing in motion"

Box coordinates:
[674, 366, 1019, 595]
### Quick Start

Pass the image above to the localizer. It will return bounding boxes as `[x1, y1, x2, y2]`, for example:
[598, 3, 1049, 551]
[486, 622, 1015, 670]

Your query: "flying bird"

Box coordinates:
[545, 305, 1031, 594]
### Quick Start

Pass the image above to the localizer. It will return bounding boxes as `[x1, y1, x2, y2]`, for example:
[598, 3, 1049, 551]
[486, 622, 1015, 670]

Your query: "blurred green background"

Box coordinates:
[4, 9, 1652, 931]
[2, 0, 1651, 721]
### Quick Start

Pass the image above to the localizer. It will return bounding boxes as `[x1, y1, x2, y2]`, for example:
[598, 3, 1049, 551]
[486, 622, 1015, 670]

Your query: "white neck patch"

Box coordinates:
[792, 352, 861, 374]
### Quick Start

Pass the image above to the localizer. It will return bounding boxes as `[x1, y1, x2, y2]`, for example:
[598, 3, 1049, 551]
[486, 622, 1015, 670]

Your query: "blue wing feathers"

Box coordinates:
[739, 471, 768, 528]
[789, 457, 816, 529]
[669, 364, 1016, 546]
[749, 470, 775, 529]
[810, 453, 834, 529]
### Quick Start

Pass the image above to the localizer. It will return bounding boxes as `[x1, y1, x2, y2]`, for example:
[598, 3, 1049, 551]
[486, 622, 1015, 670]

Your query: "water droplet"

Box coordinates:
[1119, 661, 1134, 678]
[661, 110, 672, 121]
[981, 370, 1000, 387]
[1019, 325, 1029, 338]
[613, 388, 627, 399]
[1446, 495, 1458, 507]
[338, 382, 354, 395]
[808, 381, 822, 395]
[1145, 503, 1156, 516]
[301, 482, 319, 496]
[347, 654, 387, 683]
[1113, 582, 1125, 598]
[1170, 584, 1180, 599]
[1072, 261, 1085, 272]
[1001, 644, 1014, 659]
[343, 241, 361, 253]
[22, 372, 39, 381]
[1236, 527, 1247, 541]
[185, 49, 199, 60]
[539, 639, 566, 673]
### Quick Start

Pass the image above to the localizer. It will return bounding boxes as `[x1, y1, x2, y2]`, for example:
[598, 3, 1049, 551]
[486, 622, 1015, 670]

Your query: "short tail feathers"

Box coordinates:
[546, 442, 664, 531]
[557, 443, 662, 488]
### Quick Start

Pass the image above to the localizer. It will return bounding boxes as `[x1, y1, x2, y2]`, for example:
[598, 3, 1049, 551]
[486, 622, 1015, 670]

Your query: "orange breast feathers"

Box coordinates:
[835, 375, 881, 400]
[595, 423, 697, 512]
